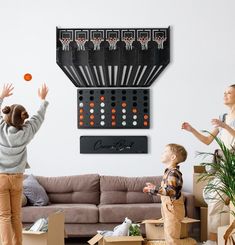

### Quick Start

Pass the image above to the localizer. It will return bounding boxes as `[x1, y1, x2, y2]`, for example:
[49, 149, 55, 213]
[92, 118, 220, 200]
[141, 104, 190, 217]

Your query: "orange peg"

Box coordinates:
[144, 121, 148, 126]
[90, 102, 95, 107]
[132, 108, 137, 113]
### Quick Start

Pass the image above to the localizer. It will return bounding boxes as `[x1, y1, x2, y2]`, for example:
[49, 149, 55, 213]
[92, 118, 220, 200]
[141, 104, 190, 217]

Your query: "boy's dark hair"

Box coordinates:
[2, 104, 29, 129]
[167, 143, 187, 164]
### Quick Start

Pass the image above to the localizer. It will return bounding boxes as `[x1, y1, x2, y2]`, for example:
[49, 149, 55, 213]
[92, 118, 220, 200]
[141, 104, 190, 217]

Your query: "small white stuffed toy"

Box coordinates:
[98, 217, 132, 237]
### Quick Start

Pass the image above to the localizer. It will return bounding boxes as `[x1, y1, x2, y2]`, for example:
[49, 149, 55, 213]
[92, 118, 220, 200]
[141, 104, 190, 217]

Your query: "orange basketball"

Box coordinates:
[24, 73, 32, 81]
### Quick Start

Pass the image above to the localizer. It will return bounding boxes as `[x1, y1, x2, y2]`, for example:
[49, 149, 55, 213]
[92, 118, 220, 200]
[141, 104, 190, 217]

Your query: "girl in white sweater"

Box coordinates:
[0, 83, 49, 245]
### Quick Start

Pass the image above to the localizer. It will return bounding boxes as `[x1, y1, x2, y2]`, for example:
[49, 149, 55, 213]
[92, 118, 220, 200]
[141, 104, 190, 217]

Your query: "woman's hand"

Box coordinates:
[0, 83, 14, 99]
[181, 122, 194, 132]
[211, 119, 226, 128]
[38, 83, 49, 100]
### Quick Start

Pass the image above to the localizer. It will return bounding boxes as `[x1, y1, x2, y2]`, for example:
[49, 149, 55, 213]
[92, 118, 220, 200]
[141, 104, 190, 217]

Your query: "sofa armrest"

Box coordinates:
[182, 191, 195, 218]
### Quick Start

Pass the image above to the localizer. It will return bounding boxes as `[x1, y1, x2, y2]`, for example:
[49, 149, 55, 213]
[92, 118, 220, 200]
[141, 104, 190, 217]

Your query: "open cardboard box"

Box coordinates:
[143, 237, 197, 245]
[88, 234, 144, 245]
[142, 217, 200, 240]
[193, 165, 208, 207]
[22, 211, 65, 245]
[200, 207, 208, 242]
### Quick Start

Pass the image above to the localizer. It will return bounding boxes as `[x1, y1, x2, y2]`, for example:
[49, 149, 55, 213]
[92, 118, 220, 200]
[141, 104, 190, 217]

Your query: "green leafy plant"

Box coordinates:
[129, 224, 141, 236]
[197, 132, 235, 218]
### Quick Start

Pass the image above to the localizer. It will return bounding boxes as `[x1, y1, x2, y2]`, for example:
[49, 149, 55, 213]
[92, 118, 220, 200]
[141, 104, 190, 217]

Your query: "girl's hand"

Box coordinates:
[181, 122, 194, 132]
[38, 83, 49, 100]
[0, 83, 14, 99]
[211, 119, 225, 128]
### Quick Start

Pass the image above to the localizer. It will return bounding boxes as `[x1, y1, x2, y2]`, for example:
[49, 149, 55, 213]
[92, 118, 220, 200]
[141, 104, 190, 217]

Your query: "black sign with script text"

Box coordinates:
[80, 136, 148, 154]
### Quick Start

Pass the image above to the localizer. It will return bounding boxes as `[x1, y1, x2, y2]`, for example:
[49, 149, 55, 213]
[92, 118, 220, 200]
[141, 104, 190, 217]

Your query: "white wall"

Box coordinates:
[0, 0, 235, 192]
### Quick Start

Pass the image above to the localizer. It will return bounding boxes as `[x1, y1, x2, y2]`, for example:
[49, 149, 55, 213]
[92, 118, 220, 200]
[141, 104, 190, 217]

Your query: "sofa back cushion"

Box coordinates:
[35, 174, 100, 204]
[100, 175, 162, 204]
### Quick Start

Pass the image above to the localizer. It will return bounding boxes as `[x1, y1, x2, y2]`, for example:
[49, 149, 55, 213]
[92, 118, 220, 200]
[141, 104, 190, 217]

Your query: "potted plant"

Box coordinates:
[129, 224, 141, 236]
[197, 134, 235, 243]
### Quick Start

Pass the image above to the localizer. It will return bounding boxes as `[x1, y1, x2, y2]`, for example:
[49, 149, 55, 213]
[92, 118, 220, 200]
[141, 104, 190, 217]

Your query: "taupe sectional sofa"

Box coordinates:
[22, 174, 194, 237]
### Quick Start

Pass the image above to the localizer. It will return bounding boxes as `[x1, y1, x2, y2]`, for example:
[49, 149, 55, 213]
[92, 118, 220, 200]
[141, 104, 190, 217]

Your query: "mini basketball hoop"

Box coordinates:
[75, 38, 87, 51]
[59, 38, 71, 51]
[138, 36, 150, 50]
[155, 36, 167, 49]
[123, 37, 134, 51]
[107, 37, 118, 50]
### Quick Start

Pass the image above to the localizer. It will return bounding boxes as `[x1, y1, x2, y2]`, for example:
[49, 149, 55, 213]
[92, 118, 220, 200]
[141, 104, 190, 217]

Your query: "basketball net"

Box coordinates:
[138, 37, 150, 50]
[91, 38, 103, 50]
[123, 37, 134, 51]
[107, 37, 118, 50]
[75, 38, 87, 51]
[155, 36, 167, 49]
[60, 38, 71, 51]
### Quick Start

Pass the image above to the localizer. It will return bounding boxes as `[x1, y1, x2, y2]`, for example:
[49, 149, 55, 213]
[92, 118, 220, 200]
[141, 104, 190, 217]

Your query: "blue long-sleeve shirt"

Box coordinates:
[0, 99, 49, 173]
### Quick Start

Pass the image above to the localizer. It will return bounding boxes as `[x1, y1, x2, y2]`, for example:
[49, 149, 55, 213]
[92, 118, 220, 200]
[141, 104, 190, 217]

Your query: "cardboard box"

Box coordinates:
[217, 225, 235, 245]
[193, 165, 206, 173]
[193, 173, 208, 207]
[142, 217, 200, 240]
[200, 207, 208, 242]
[88, 234, 144, 245]
[22, 212, 65, 245]
[143, 237, 197, 245]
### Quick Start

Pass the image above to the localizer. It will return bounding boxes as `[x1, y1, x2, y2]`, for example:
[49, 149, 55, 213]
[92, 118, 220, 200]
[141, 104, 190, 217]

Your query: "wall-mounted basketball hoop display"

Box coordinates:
[56, 27, 170, 150]
[56, 27, 170, 87]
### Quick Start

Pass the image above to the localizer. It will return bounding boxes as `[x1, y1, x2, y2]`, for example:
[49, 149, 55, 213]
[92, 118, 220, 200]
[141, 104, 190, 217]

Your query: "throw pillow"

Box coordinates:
[21, 193, 27, 207]
[23, 175, 49, 206]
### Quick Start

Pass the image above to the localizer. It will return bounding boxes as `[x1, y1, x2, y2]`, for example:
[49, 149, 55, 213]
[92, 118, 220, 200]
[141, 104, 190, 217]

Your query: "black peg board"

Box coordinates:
[77, 88, 150, 129]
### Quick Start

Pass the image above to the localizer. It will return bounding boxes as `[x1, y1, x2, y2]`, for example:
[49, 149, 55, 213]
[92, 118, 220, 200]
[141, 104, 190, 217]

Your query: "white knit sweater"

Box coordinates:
[0, 99, 49, 173]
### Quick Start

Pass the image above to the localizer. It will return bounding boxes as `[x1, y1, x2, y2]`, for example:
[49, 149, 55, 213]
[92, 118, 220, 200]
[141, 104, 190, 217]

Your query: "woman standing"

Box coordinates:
[182, 84, 235, 245]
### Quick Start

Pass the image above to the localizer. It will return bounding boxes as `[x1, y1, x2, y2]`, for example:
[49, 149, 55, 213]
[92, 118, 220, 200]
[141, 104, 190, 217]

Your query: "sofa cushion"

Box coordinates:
[23, 175, 49, 206]
[21, 194, 27, 207]
[100, 176, 162, 204]
[34, 174, 100, 204]
[99, 203, 162, 223]
[22, 204, 98, 223]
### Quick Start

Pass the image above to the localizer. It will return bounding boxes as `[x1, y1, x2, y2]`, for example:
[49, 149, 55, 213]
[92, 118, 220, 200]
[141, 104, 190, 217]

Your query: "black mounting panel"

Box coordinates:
[80, 136, 148, 153]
